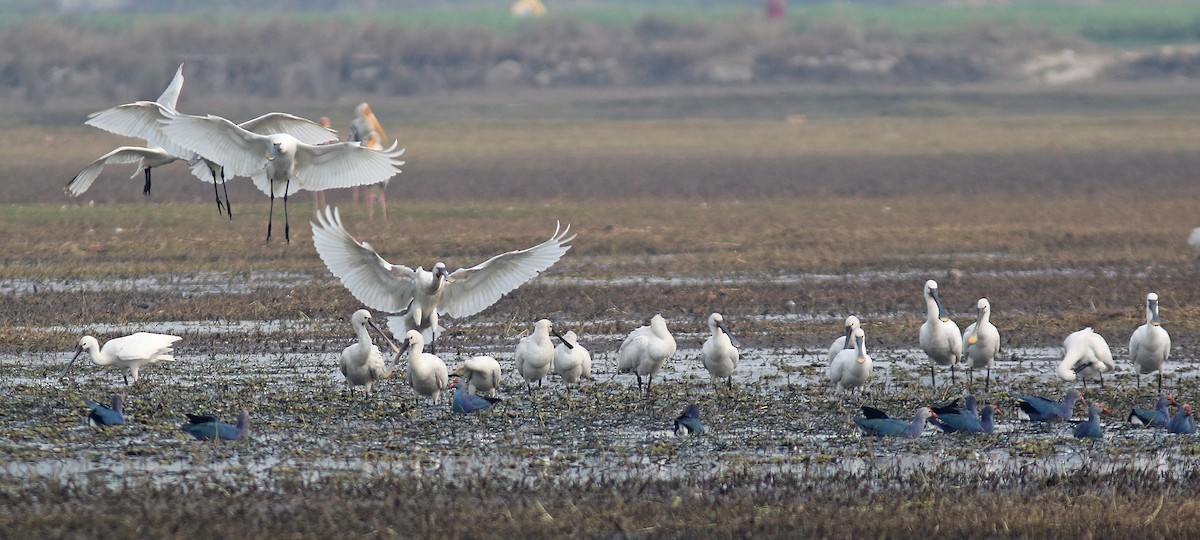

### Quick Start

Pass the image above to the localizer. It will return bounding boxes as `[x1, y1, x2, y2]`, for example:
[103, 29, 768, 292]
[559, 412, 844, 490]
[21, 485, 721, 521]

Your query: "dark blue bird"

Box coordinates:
[854, 406, 937, 437]
[1168, 404, 1196, 435]
[674, 404, 707, 435]
[182, 410, 250, 441]
[931, 399, 1000, 434]
[1128, 395, 1176, 428]
[1073, 402, 1107, 439]
[85, 394, 125, 426]
[450, 380, 501, 414]
[1011, 389, 1082, 422]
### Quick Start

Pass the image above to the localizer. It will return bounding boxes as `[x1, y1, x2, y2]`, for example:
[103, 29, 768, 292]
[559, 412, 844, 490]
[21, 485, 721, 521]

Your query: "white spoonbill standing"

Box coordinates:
[515, 319, 563, 392]
[962, 298, 1000, 392]
[63, 332, 181, 385]
[1129, 292, 1171, 391]
[617, 314, 677, 394]
[1057, 327, 1115, 389]
[919, 280, 962, 387]
[311, 206, 574, 351]
[339, 309, 397, 397]
[700, 312, 740, 390]
[828, 327, 872, 393]
[396, 330, 448, 404]
[553, 330, 592, 384]
[450, 356, 502, 397]
[826, 315, 860, 366]
[158, 113, 404, 242]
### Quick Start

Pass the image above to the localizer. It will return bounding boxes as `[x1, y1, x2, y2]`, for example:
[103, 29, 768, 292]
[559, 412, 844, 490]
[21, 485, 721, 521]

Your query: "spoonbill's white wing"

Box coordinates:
[293, 140, 405, 191]
[439, 222, 575, 319]
[111, 332, 181, 363]
[238, 113, 338, 145]
[66, 146, 176, 196]
[85, 101, 193, 158]
[154, 63, 185, 110]
[311, 206, 417, 313]
[158, 114, 274, 177]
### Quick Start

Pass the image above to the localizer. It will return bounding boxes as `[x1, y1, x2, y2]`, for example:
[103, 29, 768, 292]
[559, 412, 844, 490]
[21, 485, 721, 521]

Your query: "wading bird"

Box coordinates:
[617, 314, 677, 394]
[311, 207, 574, 350]
[515, 319, 562, 392]
[1056, 328, 1114, 389]
[826, 315, 860, 365]
[1168, 404, 1197, 435]
[962, 298, 1000, 392]
[674, 404, 707, 435]
[63, 332, 181, 385]
[158, 114, 403, 241]
[931, 397, 1000, 434]
[854, 406, 938, 437]
[553, 330, 592, 384]
[1129, 292, 1171, 391]
[182, 410, 250, 441]
[340, 309, 397, 397]
[1129, 395, 1177, 428]
[84, 394, 125, 427]
[919, 280, 961, 387]
[450, 379, 501, 414]
[1073, 402, 1107, 439]
[828, 327, 872, 393]
[450, 356, 502, 397]
[1011, 389, 1083, 422]
[396, 330, 448, 404]
[700, 312, 740, 390]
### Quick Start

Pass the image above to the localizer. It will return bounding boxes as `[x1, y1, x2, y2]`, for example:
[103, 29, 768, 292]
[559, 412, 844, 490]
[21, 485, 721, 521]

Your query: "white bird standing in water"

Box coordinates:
[828, 327, 872, 392]
[617, 314, 677, 394]
[450, 356, 502, 397]
[1057, 327, 1115, 389]
[1129, 292, 1171, 391]
[919, 279, 961, 387]
[700, 312, 740, 390]
[396, 330, 448, 404]
[553, 330, 592, 384]
[961, 298, 1000, 392]
[158, 113, 404, 242]
[311, 207, 574, 351]
[827, 315, 860, 365]
[63, 332, 181, 385]
[515, 319, 563, 392]
[339, 309, 397, 397]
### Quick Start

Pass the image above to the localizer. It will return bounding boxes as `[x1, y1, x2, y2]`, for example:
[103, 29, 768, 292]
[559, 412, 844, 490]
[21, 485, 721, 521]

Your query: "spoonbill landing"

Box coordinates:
[553, 330, 592, 384]
[396, 330, 448, 404]
[700, 313, 740, 390]
[158, 113, 403, 241]
[311, 207, 574, 350]
[1129, 292, 1171, 391]
[63, 332, 181, 385]
[961, 298, 1000, 392]
[340, 309, 397, 396]
[617, 314, 677, 394]
[828, 327, 872, 393]
[919, 280, 962, 387]
[1057, 328, 1114, 389]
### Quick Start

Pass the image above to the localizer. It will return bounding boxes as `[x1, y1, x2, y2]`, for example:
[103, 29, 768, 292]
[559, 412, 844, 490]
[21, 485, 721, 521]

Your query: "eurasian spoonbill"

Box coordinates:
[340, 309, 396, 397]
[1129, 292, 1171, 391]
[515, 319, 562, 392]
[311, 207, 574, 350]
[397, 330, 448, 404]
[617, 314, 677, 394]
[919, 280, 961, 387]
[828, 327, 872, 393]
[85, 394, 125, 427]
[450, 379, 501, 414]
[158, 113, 403, 241]
[64, 332, 181, 385]
[553, 330, 592, 384]
[1168, 404, 1197, 435]
[1129, 395, 1176, 427]
[674, 404, 707, 435]
[961, 298, 1000, 392]
[1072, 402, 1107, 439]
[700, 312, 740, 390]
[450, 356, 502, 397]
[1011, 389, 1083, 422]
[182, 410, 250, 441]
[853, 406, 937, 437]
[1057, 327, 1114, 389]
[826, 315, 860, 365]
